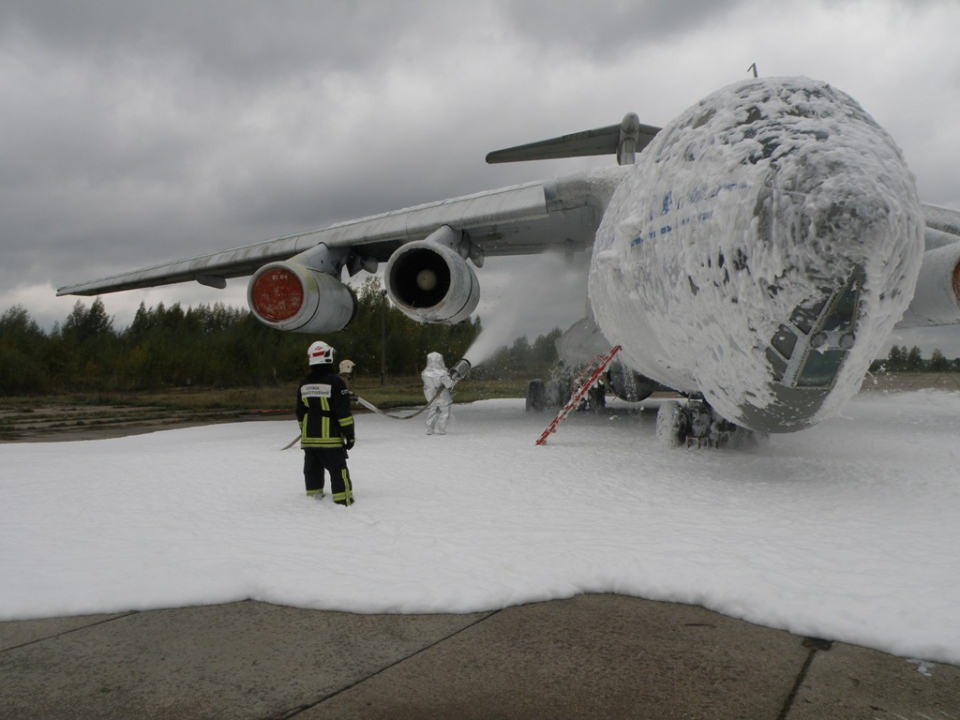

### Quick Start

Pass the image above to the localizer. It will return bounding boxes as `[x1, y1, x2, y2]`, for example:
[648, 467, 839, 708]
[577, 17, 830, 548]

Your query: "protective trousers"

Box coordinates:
[425, 402, 451, 434]
[303, 447, 354, 505]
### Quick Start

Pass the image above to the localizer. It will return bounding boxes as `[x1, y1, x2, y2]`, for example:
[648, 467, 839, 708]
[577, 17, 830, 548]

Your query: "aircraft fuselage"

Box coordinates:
[589, 77, 924, 433]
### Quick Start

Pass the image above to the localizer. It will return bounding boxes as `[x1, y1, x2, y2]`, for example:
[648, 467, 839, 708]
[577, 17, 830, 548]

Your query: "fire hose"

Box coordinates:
[281, 358, 471, 450]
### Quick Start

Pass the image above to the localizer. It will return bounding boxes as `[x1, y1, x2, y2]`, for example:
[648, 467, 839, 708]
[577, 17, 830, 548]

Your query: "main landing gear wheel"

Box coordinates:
[656, 399, 763, 449]
[656, 401, 688, 448]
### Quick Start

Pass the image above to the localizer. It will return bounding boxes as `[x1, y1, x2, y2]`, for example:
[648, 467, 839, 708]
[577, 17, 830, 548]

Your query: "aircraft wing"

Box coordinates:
[896, 203, 960, 328]
[56, 171, 620, 297]
[922, 203, 960, 248]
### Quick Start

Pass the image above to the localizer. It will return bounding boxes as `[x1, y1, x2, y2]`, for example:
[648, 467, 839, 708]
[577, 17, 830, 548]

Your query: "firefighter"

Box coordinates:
[338, 359, 356, 386]
[422, 351, 454, 435]
[297, 341, 355, 506]
[338, 359, 357, 400]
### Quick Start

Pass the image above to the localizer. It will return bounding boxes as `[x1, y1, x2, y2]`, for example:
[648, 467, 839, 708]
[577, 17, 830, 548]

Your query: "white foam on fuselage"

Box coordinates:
[589, 76, 923, 431]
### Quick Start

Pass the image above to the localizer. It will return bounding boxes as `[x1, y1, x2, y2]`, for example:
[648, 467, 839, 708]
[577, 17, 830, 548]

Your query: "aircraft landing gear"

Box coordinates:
[655, 398, 760, 449]
[655, 400, 689, 448]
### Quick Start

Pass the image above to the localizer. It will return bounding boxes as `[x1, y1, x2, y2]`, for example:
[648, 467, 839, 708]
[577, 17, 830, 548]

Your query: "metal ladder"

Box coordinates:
[535, 345, 621, 445]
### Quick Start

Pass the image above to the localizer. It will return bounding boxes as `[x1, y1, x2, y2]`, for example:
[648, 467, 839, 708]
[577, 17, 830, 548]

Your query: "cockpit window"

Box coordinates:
[771, 325, 798, 359]
[790, 295, 829, 335]
[765, 280, 862, 390]
[797, 349, 845, 387]
[765, 348, 787, 382]
[821, 285, 858, 333]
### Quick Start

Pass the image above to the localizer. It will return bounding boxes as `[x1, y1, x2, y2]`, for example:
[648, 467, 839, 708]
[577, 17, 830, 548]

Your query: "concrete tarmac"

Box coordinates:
[2, 594, 958, 720]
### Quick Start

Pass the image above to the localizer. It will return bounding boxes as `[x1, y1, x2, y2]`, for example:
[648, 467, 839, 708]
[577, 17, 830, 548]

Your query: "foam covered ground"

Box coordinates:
[2, 391, 959, 665]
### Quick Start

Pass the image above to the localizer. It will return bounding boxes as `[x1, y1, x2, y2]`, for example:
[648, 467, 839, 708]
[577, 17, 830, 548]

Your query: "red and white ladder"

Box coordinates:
[535, 345, 621, 446]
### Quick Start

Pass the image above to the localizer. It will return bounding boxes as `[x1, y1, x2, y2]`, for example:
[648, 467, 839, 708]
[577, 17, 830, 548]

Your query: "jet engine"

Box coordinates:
[897, 244, 960, 327]
[247, 261, 357, 333]
[385, 226, 480, 324]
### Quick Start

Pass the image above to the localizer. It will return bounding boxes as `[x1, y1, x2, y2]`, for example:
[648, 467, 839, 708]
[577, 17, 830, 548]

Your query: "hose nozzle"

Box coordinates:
[450, 358, 471, 383]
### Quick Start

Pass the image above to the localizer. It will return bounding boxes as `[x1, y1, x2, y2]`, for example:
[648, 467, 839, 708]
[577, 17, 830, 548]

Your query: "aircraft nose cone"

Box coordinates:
[758, 177, 909, 285]
[710, 175, 925, 435]
[811, 192, 899, 264]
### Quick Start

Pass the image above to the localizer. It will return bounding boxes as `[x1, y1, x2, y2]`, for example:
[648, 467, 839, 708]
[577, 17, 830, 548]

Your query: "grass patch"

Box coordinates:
[0, 375, 530, 415]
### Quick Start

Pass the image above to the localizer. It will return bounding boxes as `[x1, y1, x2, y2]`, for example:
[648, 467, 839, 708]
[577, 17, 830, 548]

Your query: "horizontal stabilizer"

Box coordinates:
[486, 113, 660, 165]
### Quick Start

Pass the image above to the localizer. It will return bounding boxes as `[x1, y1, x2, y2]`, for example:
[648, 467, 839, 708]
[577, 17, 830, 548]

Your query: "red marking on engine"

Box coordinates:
[250, 268, 304, 322]
[953, 259, 960, 304]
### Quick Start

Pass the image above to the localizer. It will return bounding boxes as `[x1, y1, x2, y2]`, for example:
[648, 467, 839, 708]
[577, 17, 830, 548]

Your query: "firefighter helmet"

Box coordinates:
[307, 341, 334, 365]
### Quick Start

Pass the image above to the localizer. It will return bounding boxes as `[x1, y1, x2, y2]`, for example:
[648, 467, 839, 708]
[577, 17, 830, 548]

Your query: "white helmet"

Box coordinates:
[307, 341, 334, 365]
[339, 359, 355, 374]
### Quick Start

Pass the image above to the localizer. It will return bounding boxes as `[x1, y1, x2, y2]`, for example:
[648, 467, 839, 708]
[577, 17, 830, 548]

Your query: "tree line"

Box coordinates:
[871, 345, 960, 373]
[5, 280, 957, 397]
[0, 277, 563, 396]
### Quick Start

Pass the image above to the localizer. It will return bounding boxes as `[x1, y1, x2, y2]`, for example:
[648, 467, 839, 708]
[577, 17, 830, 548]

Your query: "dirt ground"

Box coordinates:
[858, 370, 960, 393]
[1, 373, 957, 444]
[0, 404, 294, 444]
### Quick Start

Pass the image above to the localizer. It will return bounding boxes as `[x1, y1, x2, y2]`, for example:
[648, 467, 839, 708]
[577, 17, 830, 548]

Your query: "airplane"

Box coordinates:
[58, 76, 960, 447]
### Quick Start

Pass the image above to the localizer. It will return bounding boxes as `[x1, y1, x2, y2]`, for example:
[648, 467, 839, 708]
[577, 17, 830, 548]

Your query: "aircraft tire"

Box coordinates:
[526, 379, 545, 412]
[656, 401, 688, 448]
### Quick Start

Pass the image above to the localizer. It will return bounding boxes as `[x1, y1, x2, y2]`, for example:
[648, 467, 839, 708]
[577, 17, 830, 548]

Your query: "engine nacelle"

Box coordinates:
[247, 261, 357, 333]
[897, 244, 960, 327]
[385, 230, 480, 324]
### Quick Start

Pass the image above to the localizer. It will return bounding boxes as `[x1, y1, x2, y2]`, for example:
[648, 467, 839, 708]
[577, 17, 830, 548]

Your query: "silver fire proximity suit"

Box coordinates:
[422, 352, 454, 435]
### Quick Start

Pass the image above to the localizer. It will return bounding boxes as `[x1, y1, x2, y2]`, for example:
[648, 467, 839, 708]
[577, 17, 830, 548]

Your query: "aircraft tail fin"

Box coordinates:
[485, 113, 660, 166]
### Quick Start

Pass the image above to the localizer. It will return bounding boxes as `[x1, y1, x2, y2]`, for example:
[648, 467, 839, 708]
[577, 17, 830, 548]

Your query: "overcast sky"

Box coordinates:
[2, 0, 960, 355]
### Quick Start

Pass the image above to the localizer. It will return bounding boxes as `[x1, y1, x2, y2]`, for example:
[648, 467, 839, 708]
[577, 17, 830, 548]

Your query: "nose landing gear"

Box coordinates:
[656, 398, 760, 449]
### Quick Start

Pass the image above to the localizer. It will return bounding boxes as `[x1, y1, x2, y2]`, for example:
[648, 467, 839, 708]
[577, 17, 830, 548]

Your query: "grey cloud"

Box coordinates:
[0, 1, 415, 86]
[2, 0, 959, 354]
[1, 1, 542, 290]
[499, 0, 750, 60]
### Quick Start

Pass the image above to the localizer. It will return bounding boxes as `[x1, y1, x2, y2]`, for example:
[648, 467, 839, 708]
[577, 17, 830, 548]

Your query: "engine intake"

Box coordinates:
[385, 227, 480, 324]
[247, 261, 357, 333]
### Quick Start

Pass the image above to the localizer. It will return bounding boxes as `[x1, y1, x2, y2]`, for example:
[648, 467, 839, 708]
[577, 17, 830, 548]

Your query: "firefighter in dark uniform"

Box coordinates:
[297, 341, 355, 506]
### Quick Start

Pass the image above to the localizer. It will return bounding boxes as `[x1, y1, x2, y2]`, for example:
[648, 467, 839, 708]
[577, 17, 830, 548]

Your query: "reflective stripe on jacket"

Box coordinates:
[296, 368, 355, 449]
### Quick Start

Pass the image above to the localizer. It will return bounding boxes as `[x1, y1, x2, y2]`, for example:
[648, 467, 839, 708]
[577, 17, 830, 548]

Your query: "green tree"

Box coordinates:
[929, 348, 949, 372]
[1, 287, 489, 394]
[62, 298, 114, 344]
[531, 329, 561, 371]
[53, 298, 120, 388]
[906, 346, 923, 372]
[887, 345, 904, 371]
[0, 305, 49, 394]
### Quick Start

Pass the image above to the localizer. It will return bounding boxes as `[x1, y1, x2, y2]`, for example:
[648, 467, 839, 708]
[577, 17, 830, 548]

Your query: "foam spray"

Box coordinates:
[459, 251, 590, 369]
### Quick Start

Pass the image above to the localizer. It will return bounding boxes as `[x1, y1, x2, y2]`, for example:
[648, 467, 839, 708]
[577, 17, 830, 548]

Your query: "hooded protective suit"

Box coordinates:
[421, 352, 454, 435]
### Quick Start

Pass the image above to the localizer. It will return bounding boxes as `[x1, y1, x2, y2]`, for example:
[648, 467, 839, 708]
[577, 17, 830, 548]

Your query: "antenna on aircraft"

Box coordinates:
[748, 63, 758, 78]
